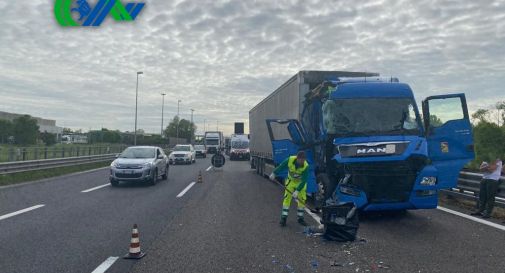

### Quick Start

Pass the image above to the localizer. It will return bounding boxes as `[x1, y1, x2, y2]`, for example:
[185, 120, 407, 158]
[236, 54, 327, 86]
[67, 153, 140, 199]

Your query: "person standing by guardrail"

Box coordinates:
[471, 157, 503, 219]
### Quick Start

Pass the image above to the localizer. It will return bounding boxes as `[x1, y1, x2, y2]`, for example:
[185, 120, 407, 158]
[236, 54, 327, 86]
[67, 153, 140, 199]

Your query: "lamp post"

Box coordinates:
[161, 93, 166, 137]
[134, 71, 143, 146]
[176, 100, 181, 144]
[190, 109, 194, 143]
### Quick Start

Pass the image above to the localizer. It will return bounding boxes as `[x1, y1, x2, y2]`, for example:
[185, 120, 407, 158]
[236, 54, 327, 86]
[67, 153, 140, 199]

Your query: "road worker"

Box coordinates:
[270, 151, 309, 227]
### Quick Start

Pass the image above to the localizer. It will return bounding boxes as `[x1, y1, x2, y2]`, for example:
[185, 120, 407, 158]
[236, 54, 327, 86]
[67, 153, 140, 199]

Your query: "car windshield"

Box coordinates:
[119, 148, 155, 159]
[231, 141, 249, 149]
[194, 145, 205, 150]
[173, 146, 190, 151]
[322, 98, 421, 137]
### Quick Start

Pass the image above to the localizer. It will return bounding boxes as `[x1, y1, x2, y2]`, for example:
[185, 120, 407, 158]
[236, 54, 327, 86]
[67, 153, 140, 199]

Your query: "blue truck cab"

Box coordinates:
[267, 78, 474, 211]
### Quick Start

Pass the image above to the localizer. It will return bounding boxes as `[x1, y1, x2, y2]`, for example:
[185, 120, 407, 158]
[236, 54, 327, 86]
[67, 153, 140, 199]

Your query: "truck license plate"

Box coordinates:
[385, 144, 396, 154]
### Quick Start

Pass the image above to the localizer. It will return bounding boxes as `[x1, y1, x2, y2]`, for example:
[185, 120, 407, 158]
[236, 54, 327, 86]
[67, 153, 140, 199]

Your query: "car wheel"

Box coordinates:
[162, 165, 168, 180]
[150, 169, 158, 185]
[110, 179, 119, 187]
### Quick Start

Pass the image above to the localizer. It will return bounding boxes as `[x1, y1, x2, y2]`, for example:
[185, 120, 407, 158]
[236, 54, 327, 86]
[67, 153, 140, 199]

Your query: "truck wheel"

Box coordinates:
[315, 173, 337, 207]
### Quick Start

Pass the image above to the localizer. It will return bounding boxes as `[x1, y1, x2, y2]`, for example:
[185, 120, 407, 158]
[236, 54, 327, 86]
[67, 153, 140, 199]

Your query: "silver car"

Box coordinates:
[110, 146, 169, 186]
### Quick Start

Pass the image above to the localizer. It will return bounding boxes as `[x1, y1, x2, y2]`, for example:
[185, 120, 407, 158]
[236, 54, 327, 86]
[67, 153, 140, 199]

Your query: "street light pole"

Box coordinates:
[161, 93, 166, 137]
[134, 71, 143, 146]
[204, 119, 206, 132]
[190, 109, 194, 143]
[176, 100, 181, 144]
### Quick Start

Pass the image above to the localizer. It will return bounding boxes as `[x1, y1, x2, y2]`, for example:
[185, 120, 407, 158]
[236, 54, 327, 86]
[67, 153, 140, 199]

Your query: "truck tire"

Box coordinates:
[315, 173, 337, 207]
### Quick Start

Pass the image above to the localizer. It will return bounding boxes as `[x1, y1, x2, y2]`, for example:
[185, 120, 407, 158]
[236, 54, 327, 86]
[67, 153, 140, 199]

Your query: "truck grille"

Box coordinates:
[344, 156, 427, 203]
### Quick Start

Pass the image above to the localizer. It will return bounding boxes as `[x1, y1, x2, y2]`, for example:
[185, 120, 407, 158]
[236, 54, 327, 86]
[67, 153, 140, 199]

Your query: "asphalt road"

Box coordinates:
[1, 157, 505, 273]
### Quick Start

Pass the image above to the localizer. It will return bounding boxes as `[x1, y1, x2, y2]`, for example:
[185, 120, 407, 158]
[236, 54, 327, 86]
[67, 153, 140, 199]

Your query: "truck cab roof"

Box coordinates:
[330, 82, 414, 99]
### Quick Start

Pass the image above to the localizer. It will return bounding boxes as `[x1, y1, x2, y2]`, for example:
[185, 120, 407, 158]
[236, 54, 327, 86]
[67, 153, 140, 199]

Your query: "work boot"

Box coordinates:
[470, 211, 483, 216]
[297, 218, 308, 226]
[279, 217, 287, 227]
[482, 212, 491, 219]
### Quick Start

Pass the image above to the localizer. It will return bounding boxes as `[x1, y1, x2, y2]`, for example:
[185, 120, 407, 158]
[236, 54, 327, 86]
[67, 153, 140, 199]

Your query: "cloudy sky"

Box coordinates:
[1, 0, 504, 135]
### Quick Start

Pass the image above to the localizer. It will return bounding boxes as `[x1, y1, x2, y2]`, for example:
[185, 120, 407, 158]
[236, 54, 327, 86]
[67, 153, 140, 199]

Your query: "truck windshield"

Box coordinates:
[322, 98, 421, 136]
[231, 141, 249, 149]
[206, 139, 219, 145]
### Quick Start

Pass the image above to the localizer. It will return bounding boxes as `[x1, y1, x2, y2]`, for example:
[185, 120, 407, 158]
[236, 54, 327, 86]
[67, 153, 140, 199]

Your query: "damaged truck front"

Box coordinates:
[251, 71, 474, 211]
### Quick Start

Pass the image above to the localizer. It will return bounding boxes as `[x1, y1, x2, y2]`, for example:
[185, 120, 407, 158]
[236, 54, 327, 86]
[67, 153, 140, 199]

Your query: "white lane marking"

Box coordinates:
[177, 182, 196, 198]
[82, 184, 110, 193]
[206, 166, 212, 172]
[437, 206, 505, 232]
[0, 204, 45, 221]
[305, 208, 324, 229]
[91, 256, 119, 273]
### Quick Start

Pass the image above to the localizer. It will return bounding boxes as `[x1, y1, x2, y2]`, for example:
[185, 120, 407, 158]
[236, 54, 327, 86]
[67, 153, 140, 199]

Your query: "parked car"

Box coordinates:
[194, 145, 207, 158]
[169, 144, 196, 164]
[110, 146, 169, 186]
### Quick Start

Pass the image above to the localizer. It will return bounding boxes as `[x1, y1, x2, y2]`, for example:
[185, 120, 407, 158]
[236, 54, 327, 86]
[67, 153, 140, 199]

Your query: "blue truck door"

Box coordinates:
[266, 119, 317, 193]
[422, 94, 475, 189]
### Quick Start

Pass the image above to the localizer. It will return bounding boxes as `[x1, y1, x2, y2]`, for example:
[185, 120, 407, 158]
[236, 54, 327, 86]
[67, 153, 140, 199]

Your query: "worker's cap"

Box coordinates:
[296, 151, 306, 159]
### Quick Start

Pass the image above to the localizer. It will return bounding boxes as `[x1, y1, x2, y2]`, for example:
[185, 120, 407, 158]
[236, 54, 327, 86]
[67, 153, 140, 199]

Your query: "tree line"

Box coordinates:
[469, 101, 505, 168]
[0, 115, 197, 146]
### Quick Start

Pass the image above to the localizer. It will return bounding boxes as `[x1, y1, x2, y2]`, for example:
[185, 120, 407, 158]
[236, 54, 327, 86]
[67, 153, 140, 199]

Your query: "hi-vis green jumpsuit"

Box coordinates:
[273, 156, 309, 220]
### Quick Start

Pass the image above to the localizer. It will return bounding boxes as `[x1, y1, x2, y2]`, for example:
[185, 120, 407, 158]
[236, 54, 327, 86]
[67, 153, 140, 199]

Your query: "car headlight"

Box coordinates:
[111, 161, 119, 168]
[143, 162, 153, 169]
[420, 176, 437, 186]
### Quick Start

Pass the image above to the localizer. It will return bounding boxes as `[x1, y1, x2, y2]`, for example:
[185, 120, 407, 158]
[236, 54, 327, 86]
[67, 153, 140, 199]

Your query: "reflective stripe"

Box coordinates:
[282, 211, 289, 216]
[297, 209, 304, 217]
[129, 247, 141, 253]
[287, 156, 308, 182]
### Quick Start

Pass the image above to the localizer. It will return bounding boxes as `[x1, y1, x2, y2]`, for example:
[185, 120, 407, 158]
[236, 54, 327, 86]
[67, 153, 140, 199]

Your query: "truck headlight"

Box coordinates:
[420, 176, 437, 186]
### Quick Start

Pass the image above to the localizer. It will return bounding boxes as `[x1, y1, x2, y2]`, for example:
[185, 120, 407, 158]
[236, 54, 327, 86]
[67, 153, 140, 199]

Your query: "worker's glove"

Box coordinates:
[269, 173, 276, 181]
[292, 191, 299, 199]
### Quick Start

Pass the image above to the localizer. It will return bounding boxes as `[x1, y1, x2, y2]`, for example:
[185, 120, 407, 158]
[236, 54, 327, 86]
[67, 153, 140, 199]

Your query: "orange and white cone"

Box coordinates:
[197, 171, 203, 183]
[124, 224, 146, 259]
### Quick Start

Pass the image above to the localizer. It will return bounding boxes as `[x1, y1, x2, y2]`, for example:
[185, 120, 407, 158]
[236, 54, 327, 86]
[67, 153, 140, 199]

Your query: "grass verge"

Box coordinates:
[439, 194, 505, 220]
[0, 161, 112, 187]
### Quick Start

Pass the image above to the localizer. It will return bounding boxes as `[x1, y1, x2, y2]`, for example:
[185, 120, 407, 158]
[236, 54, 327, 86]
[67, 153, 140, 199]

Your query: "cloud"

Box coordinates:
[0, 0, 504, 135]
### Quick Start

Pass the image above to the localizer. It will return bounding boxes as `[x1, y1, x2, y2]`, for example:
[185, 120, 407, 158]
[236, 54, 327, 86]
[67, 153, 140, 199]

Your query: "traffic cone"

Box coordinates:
[197, 171, 203, 183]
[124, 224, 146, 259]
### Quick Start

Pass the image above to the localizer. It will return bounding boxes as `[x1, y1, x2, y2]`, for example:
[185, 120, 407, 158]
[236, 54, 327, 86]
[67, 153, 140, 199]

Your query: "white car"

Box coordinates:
[169, 144, 196, 165]
[110, 146, 169, 186]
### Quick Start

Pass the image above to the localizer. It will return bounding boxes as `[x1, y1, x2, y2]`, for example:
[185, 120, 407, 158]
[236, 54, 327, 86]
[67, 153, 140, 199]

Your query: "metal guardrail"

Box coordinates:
[0, 154, 116, 175]
[442, 171, 505, 208]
